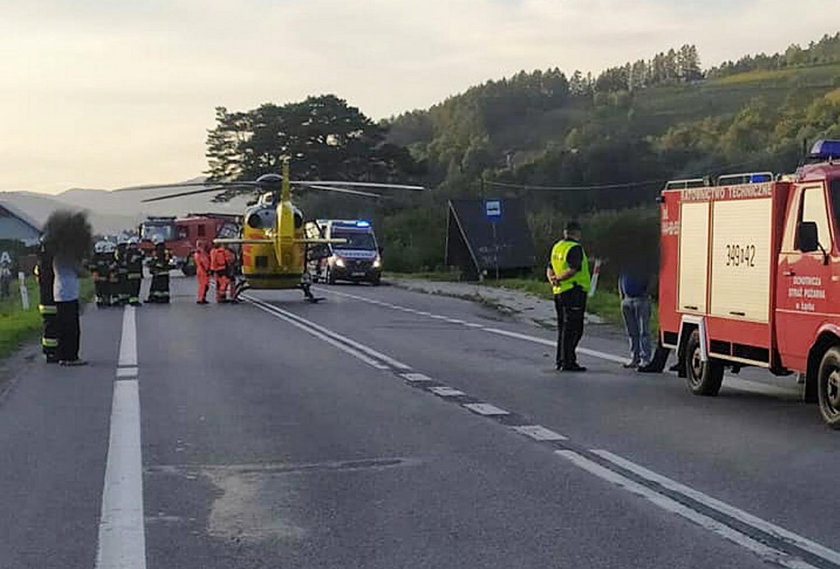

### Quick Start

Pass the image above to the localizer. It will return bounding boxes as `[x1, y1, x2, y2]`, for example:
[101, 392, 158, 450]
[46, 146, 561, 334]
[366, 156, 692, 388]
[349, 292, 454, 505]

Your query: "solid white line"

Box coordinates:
[556, 450, 818, 569]
[246, 296, 411, 370]
[592, 450, 840, 566]
[246, 300, 388, 370]
[116, 367, 139, 378]
[95, 379, 146, 569]
[118, 306, 137, 367]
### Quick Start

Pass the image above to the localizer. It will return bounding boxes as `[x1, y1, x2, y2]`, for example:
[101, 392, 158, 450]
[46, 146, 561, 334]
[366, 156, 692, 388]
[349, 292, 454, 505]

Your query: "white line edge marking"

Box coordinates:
[245, 296, 410, 370]
[556, 450, 818, 569]
[592, 450, 840, 566]
[96, 307, 146, 569]
[118, 306, 137, 367]
[116, 367, 139, 378]
[246, 300, 388, 370]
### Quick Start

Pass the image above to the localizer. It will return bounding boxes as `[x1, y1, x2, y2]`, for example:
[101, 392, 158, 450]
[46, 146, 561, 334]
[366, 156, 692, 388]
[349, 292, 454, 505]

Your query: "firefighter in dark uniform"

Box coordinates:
[147, 241, 171, 303]
[34, 239, 59, 363]
[114, 238, 129, 306]
[125, 237, 144, 306]
[546, 221, 591, 372]
[90, 241, 112, 307]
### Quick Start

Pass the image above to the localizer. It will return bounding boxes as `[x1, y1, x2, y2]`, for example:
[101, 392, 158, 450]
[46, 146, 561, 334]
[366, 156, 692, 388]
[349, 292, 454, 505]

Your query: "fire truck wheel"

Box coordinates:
[182, 265, 196, 277]
[817, 346, 840, 429]
[684, 329, 724, 396]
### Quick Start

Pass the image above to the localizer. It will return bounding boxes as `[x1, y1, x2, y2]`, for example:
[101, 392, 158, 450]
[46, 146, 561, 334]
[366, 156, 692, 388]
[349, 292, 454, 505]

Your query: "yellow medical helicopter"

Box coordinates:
[119, 162, 424, 302]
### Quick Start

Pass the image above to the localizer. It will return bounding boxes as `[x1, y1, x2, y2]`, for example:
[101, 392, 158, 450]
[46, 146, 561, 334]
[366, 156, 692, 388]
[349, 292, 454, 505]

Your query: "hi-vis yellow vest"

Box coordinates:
[550, 239, 591, 295]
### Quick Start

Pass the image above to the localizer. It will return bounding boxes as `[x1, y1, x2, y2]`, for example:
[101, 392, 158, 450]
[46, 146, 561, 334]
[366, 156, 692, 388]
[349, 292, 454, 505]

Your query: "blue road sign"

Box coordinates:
[484, 199, 502, 221]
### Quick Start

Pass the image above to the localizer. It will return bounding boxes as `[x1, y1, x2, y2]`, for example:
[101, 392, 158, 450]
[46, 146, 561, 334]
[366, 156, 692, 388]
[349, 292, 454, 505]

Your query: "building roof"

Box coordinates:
[0, 201, 42, 239]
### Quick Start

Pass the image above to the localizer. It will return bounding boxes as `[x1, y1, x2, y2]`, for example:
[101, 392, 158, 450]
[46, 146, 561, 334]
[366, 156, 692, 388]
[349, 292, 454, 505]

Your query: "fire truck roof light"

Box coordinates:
[810, 139, 840, 160]
[718, 172, 774, 186]
[355, 220, 371, 228]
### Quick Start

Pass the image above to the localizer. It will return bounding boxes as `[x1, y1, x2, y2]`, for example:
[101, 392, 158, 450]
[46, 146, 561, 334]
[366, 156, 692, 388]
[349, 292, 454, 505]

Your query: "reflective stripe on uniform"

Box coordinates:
[41, 337, 59, 348]
[39, 304, 58, 315]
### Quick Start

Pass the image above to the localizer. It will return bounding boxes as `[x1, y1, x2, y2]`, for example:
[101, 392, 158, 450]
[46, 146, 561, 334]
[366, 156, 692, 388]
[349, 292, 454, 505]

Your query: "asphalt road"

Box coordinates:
[1, 275, 838, 569]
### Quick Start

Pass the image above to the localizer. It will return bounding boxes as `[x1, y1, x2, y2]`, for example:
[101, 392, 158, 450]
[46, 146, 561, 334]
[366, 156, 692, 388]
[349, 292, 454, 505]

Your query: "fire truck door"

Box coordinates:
[776, 183, 833, 369]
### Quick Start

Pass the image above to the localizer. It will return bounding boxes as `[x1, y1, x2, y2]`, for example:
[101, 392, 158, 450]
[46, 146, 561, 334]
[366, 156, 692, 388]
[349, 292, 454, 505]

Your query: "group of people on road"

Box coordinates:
[547, 220, 658, 373]
[193, 240, 240, 304]
[89, 237, 171, 307]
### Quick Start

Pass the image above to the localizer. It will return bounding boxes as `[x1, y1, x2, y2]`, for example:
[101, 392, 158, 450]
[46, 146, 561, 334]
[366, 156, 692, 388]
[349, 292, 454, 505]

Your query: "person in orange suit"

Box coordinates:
[209, 242, 229, 303]
[194, 240, 211, 305]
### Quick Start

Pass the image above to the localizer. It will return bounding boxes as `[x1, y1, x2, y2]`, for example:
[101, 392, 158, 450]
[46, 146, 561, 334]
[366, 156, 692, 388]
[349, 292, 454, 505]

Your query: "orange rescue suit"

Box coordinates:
[209, 246, 229, 302]
[194, 248, 211, 303]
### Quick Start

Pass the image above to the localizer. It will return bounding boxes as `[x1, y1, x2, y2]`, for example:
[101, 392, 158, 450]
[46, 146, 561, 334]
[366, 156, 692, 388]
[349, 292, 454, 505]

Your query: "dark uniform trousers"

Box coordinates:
[554, 286, 587, 368]
[55, 300, 80, 362]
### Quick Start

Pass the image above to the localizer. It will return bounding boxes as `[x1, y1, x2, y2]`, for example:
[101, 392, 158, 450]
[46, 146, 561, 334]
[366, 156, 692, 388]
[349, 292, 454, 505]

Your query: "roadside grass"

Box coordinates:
[0, 277, 93, 360]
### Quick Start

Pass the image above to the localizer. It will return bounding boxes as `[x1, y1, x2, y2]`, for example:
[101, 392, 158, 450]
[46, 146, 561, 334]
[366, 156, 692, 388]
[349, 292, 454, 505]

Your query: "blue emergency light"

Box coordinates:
[810, 140, 840, 161]
[355, 220, 371, 228]
[749, 173, 772, 183]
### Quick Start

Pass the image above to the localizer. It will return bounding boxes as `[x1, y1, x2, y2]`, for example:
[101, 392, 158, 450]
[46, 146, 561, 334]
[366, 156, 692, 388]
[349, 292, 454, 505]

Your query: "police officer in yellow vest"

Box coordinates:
[546, 221, 590, 372]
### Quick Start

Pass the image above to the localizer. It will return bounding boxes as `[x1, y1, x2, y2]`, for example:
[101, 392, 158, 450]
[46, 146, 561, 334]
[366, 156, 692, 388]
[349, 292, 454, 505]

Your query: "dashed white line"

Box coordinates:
[512, 425, 567, 441]
[428, 386, 465, 397]
[118, 306, 137, 367]
[116, 367, 139, 378]
[463, 403, 509, 416]
[96, 306, 146, 569]
[401, 372, 433, 383]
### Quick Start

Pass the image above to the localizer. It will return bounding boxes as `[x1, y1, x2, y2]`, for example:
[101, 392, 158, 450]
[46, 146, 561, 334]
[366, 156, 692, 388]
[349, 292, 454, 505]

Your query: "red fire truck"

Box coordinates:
[659, 140, 840, 427]
[139, 214, 241, 275]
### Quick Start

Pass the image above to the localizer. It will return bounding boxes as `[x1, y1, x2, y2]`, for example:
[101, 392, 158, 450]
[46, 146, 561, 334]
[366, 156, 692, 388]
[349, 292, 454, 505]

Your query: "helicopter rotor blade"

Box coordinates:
[305, 185, 382, 198]
[293, 181, 425, 191]
[140, 186, 250, 203]
[115, 181, 260, 192]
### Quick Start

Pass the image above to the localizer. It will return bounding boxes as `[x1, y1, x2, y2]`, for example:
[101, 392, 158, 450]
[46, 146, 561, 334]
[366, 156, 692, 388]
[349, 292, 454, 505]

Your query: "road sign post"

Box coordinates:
[18, 271, 29, 310]
[484, 200, 503, 281]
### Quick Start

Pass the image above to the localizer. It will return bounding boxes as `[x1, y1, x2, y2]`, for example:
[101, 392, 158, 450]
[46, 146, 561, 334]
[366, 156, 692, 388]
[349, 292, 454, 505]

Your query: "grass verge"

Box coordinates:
[0, 277, 93, 360]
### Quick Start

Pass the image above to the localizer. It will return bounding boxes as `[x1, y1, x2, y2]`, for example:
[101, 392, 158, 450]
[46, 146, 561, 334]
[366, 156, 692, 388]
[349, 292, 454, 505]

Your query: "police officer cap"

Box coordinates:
[565, 220, 582, 232]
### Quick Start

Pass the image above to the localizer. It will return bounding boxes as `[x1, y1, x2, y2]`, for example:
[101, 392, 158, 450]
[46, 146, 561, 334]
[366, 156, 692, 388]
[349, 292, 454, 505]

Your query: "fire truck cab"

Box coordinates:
[659, 140, 840, 427]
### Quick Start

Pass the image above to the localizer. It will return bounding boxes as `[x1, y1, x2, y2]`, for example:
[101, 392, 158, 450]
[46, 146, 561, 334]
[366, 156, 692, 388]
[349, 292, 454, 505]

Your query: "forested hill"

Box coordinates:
[386, 32, 840, 213]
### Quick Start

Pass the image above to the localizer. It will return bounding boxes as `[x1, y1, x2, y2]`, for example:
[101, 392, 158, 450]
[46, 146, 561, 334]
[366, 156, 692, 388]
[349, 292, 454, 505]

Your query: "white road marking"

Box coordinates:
[118, 306, 137, 367]
[556, 450, 819, 569]
[592, 450, 840, 566]
[96, 307, 146, 569]
[116, 367, 139, 378]
[428, 386, 465, 397]
[463, 403, 509, 416]
[247, 296, 411, 371]
[512, 425, 567, 441]
[401, 372, 433, 383]
[245, 299, 388, 370]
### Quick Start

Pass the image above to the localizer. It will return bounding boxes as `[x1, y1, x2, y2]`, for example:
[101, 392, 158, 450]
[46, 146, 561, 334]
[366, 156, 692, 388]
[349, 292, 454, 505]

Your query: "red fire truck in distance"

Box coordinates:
[139, 214, 241, 275]
[659, 140, 840, 427]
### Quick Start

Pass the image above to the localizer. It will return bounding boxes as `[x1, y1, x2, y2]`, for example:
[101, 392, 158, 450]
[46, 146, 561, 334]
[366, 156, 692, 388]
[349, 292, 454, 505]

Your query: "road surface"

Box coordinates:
[1, 275, 838, 569]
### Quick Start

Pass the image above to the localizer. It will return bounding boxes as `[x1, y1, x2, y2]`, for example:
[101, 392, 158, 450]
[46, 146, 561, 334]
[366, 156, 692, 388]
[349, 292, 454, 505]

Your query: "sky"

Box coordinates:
[0, 0, 837, 194]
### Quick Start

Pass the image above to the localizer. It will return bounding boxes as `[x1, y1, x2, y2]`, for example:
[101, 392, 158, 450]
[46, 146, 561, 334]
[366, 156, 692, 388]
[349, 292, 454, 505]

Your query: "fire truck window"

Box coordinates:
[178, 227, 188, 240]
[830, 180, 840, 236]
[801, 186, 832, 250]
[197, 225, 206, 237]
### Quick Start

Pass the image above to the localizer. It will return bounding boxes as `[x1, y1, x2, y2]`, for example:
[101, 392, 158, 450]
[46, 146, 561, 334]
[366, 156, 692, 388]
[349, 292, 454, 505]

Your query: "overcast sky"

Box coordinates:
[1, 0, 836, 194]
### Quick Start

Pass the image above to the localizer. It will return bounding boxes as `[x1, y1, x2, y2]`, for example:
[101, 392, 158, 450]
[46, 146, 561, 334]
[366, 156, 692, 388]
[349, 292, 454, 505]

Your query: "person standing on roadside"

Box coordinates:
[35, 239, 59, 363]
[546, 221, 590, 372]
[147, 240, 171, 304]
[194, 240, 211, 304]
[619, 268, 654, 371]
[209, 242, 229, 303]
[43, 210, 92, 367]
[0, 260, 11, 298]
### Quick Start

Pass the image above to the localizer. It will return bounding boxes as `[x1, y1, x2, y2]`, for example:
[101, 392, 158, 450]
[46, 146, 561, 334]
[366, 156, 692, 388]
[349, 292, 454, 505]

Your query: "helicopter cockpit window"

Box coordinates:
[247, 208, 276, 229]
